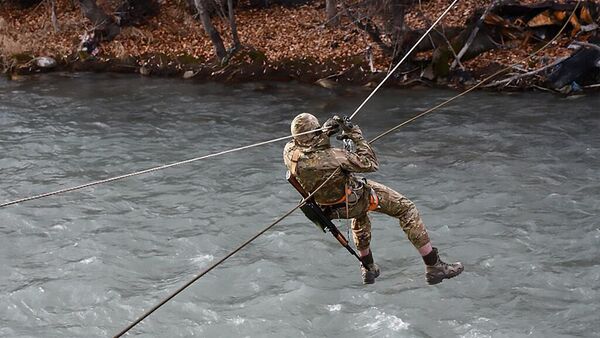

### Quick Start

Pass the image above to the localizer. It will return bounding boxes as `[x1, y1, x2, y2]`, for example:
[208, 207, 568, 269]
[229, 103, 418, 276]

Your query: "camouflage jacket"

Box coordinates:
[283, 126, 379, 204]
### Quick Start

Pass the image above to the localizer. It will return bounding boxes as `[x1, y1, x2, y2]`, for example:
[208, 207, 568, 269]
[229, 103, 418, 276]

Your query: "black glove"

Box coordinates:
[322, 117, 340, 136]
[336, 133, 350, 141]
[332, 115, 354, 132]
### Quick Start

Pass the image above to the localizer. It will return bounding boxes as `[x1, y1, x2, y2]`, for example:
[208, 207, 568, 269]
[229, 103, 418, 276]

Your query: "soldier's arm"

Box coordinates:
[283, 141, 294, 169]
[335, 125, 379, 173]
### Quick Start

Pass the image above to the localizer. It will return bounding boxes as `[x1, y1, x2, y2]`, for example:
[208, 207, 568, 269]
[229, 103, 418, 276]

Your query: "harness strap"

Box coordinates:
[290, 149, 301, 176]
[317, 185, 352, 206]
[368, 188, 379, 211]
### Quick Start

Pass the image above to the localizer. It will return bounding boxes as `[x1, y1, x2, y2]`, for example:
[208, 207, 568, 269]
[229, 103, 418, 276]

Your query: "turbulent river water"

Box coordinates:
[1, 73, 599, 338]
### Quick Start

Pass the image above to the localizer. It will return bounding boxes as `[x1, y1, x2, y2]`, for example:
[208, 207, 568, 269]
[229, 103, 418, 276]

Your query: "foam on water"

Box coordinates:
[359, 307, 409, 332]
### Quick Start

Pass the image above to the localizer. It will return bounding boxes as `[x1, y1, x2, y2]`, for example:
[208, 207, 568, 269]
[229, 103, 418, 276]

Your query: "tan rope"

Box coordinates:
[348, 0, 460, 120]
[113, 167, 342, 338]
[369, 0, 581, 144]
[115, 3, 581, 335]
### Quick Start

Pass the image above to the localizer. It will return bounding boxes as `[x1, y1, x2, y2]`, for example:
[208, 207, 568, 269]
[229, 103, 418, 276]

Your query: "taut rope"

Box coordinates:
[112, 2, 462, 336]
[114, 1, 581, 334]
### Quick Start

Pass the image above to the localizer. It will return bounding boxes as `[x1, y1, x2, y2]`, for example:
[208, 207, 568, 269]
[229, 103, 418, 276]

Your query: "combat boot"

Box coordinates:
[360, 251, 380, 284]
[425, 247, 464, 285]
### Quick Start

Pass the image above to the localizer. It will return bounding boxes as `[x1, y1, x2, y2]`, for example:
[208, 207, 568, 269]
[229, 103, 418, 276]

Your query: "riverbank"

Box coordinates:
[1, 0, 599, 93]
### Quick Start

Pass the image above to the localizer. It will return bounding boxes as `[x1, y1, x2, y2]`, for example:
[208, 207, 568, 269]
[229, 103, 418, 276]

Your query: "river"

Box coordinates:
[1, 73, 599, 337]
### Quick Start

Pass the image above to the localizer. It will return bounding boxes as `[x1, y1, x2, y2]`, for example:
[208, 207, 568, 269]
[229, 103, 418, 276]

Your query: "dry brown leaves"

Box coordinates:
[0, 0, 586, 74]
[405, 0, 489, 29]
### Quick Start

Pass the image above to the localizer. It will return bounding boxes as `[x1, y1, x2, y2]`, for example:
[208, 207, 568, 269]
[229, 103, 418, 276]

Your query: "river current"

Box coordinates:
[1, 73, 598, 337]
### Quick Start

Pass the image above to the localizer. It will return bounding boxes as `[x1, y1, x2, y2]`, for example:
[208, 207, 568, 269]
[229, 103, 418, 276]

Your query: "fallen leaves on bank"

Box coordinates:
[1, 0, 599, 92]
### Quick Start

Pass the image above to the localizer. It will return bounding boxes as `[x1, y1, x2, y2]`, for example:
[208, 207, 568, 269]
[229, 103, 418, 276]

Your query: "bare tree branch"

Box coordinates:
[485, 56, 567, 87]
[48, 0, 60, 32]
[572, 41, 600, 52]
[451, 0, 497, 70]
[77, 0, 120, 41]
[194, 0, 226, 60]
[341, 2, 392, 56]
[227, 0, 241, 50]
[326, 0, 339, 27]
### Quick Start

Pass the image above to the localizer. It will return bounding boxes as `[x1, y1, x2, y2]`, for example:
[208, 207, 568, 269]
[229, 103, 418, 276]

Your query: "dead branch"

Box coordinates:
[194, 0, 226, 60]
[341, 2, 392, 56]
[532, 84, 558, 93]
[365, 45, 376, 72]
[47, 0, 60, 32]
[572, 41, 600, 52]
[326, 0, 340, 27]
[485, 56, 567, 87]
[436, 26, 464, 70]
[414, 3, 464, 70]
[451, 0, 498, 70]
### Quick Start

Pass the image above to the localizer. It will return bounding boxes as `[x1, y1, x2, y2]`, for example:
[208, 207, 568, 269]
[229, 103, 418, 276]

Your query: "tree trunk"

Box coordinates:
[49, 0, 60, 32]
[115, 0, 160, 27]
[342, 3, 392, 56]
[388, 0, 407, 62]
[451, 1, 497, 70]
[12, 0, 43, 8]
[194, 0, 227, 60]
[326, 0, 339, 26]
[248, 0, 267, 7]
[227, 0, 241, 50]
[77, 0, 120, 41]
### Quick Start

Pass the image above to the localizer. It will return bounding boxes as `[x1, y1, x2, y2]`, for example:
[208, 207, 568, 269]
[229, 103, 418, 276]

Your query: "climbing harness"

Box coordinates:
[286, 169, 364, 264]
[317, 185, 354, 207]
[368, 186, 379, 211]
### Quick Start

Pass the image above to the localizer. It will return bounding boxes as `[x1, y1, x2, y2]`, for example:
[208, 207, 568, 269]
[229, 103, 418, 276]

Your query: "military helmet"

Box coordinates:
[290, 113, 321, 145]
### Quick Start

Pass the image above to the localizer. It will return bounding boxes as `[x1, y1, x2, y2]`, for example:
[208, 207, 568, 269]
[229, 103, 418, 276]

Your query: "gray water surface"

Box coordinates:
[1, 74, 599, 338]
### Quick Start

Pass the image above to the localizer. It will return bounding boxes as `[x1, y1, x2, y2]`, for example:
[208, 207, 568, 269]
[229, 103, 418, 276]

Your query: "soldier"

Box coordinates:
[283, 113, 464, 285]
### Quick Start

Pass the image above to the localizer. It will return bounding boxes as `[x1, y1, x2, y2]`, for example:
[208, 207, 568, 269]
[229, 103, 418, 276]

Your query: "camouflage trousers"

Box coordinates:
[326, 179, 431, 251]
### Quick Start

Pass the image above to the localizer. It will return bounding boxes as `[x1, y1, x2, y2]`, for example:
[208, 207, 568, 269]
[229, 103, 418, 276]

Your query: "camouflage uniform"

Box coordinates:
[283, 114, 431, 252]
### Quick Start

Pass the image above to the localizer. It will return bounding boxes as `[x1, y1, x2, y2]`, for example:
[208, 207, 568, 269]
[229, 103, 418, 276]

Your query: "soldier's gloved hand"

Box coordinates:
[332, 115, 354, 132]
[335, 133, 349, 141]
[322, 117, 340, 136]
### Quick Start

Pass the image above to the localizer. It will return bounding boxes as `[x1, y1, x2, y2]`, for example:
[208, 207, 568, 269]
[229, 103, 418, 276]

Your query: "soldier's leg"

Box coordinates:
[368, 180, 463, 284]
[351, 214, 380, 284]
[368, 180, 431, 250]
[351, 213, 372, 254]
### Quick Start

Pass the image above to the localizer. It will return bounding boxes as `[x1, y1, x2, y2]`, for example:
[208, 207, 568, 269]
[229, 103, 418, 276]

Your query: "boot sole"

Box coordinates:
[426, 266, 464, 285]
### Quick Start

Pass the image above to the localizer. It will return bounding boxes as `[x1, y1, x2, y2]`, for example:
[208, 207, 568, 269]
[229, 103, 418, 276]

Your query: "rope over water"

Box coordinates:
[3, 0, 580, 335]
[112, 167, 343, 338]
[348, 0, 460, 120]
[113, 2, 463, 336]
[114, 1, 582, 334]
[0, 1, 460, 210]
